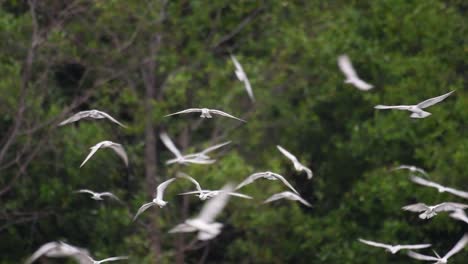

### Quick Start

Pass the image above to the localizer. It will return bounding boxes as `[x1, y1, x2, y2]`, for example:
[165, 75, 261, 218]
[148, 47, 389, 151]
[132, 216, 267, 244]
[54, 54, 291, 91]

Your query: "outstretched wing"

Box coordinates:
[407, 251, 439, 261]
[410, 175, 443, 190]
[433, 202, 468, 212]
[177, 172, 203, 192]
[272, 173, 300, 194]
[235, 172, 266, 190]
[80, 142, 105, 168]
[109, 143, 128, 167]
[338, 55, 358, 80]
[100, 192, 120, 201]
[97, 111, 127, 128]
[399, 244, 432, 250]
[98, 256, 129, 263]
[58, 111, 90, 126]
[226, 192, 253, 199]
[445, 187, 468, 199]
[209, 109, 246, 122]
[155, 178, 177, 200]
[358, 238, 391, 250]
[133, 202, 155, 221]
[263, 192, 287, 204]
[198, 183, 234, 223]
[160, 132, 183, 159]
[443, 233, 468, 260]
[26, 242, 60, 264]
[200, 141, 232, 155]
[277, 145, 298, 163]
[75, 189, 95, 195]
[374, 105, 411, 110]
[402, 203, 429, 212]
[417, 91, 455, 109]
[165, 108, 202, 117]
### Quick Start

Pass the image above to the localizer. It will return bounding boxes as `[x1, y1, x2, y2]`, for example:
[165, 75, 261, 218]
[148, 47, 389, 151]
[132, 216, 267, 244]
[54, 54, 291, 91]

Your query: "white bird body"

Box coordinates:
[231, 55, 255, 102]
[179, 189, 253, 200]
[263, 191, 311, 207]
[374, 91, 455, 118]
[26, 241, 89, 264]
[407, 234, 468, 263]
[59, 109, 126, 127]
[410, 175, 468, 199]
[165, 108, 246, 122]
[338, 54, 374, 91]
[75, 189, 119, 201]
[80, 141, 128, 168]
[133, 178, 177, 220]
[166, 141, 231, 165]
[236, 171, 299, 194]
[169, 183, 234, 240]
[358, 238, 431, 254]
[402, 202, 468, 219]
[277, 145, 313, 179]
[392, 165, 428, 177]
[160, 133, 217, 165]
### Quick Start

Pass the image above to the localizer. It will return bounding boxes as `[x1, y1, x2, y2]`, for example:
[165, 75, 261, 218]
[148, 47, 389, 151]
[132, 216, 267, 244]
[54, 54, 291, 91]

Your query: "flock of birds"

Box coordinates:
[24, 54, 466, 263]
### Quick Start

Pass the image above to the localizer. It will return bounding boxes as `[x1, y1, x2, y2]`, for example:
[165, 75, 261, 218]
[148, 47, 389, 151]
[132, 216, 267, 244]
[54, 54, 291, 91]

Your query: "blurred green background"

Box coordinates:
[0, 0, 466, 263]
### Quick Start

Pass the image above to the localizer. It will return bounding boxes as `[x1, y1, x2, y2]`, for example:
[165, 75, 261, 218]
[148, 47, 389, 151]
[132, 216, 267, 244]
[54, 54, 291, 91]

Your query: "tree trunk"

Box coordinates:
[142, 33, 162, 261]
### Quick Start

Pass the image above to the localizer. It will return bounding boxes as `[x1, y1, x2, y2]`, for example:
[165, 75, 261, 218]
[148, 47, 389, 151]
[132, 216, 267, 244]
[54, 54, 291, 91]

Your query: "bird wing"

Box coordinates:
[358, 239, 391, 250]
[97, 111, 127, 128]
[410, 175, 444, 190]
[200, 141, 232, 155]
[352, 79, 374, 91]
[165, 108, 202, 117]
[183, 158, 217, 164]
[392, 165, 412, 171]
[272, 173, 300, 194]
[374, 105, 412, 110]
[417, 91, 455, 109]
[75, 189, 95, 195]
[155, 178, 177, 200]
[133, 202, 155, 221]
[168, 223, 198, 233]
[338, 55, 358, 79]
[109, 143, 128, 167]
[177, 172, 202, 192]
[445, 187, 468, 199]
[100, 192, 120, 200]
[399, 244, 432, 250]
[58, 111, 90, 126]
[230, 54, 243, 72]
[80, 142, 105, 167]
[209, 109, 246, 122]
[443, 234, 468, 260]
[226, 192, 253, 199]
[276, 145, 298, 163]
[303, 167, 313, 180]
[160, 132, 183, 159]
[402, 203, 429, 212]
[407, 251, 439, 261]
[263, 192, 287, 204]
[235, 172, 266, 190]
[434, 202, 468, 212]
[243, 77, 255, 102]
[178, 190, 207, 196]
[197, 183, 234, 223]
[295, 194, 313, 207]
[26, 242, 60, 264]
[97, 256, 129, 263]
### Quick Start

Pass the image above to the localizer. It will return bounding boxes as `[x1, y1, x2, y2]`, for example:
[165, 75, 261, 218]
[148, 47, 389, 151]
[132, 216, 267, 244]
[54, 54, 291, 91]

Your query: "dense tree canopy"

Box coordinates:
[0, 0, 467, 263]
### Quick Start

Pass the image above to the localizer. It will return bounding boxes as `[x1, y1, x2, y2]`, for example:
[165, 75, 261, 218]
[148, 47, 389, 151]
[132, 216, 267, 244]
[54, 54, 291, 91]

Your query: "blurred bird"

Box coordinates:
[407, 234, 468, 263]
[374, 90, 455, 118]
[392, 165, 428, 177]
[165, 108, 246, 122]
[26, 241, 89, 264]
[179, 189, 253, 200]
[74, 189, 120, 201]
[263, 191, 311, 207]
[358, 238, 431, 254]
[337, 54, 374, 91]
[277, 145, 313, 179]
[450, 209, 468, 224]
[83, 255, 129, 264]
[133, 178, 176, 220]
[166, 141, 231, 165]
[160, 133, 217, 165]
[59, 109, 126, 127]
[231, 54, 255, 102]
[402, 202, 468, 219]
[410, 175, 468, 199]
[80, 141, 128, 168]
[236, 171, 299, 194]
[169, 183, 234, 240]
